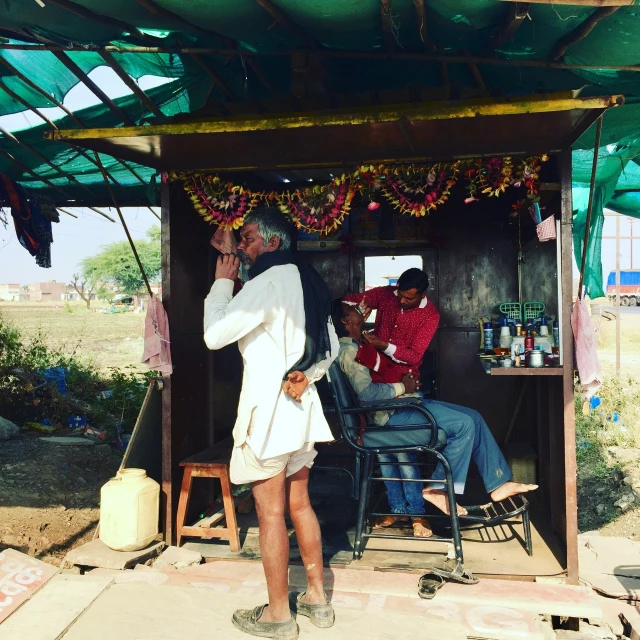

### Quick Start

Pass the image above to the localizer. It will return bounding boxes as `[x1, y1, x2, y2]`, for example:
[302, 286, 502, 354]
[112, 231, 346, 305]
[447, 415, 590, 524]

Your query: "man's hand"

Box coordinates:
[282, 371, 309, 403]
[401, 370, 421, 394]
[362, 332, 388, 352]
[357, 297, 372, 321]
[215, 253, 240, 281]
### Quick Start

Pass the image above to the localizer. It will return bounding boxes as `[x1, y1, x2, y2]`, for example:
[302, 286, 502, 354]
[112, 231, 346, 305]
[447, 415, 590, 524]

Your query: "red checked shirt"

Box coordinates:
[344, 286, 440, 383]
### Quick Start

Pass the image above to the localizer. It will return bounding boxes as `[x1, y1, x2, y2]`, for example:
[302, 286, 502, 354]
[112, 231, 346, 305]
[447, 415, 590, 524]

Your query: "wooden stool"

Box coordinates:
[176, 440, 249, 551]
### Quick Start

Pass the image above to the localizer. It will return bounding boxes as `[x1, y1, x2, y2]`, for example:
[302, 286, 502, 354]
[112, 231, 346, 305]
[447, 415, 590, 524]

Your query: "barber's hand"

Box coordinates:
[362, 332, 388, 352]
[282, 371, 309, 403]
[401, 370, 421, 394]
[358, 297, 372, 321]
[215, 253, 240, 281]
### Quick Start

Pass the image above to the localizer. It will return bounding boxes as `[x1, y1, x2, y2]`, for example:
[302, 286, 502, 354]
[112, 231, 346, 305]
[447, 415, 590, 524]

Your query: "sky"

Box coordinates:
[0, 67, 637, 287]
[0, 67, 169, 286]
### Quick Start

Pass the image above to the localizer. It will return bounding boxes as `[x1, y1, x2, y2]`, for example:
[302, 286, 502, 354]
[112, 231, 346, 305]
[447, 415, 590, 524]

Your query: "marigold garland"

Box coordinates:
[167, 155, 548, 234]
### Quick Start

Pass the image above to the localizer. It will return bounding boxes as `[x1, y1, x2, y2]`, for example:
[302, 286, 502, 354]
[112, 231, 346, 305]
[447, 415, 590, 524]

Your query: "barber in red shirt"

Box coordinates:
[343, 268, 439, 384]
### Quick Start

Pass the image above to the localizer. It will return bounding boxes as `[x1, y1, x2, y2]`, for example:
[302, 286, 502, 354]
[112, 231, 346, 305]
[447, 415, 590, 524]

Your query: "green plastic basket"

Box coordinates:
[499, 302, 522, 320]
[524, 302, 545, 321]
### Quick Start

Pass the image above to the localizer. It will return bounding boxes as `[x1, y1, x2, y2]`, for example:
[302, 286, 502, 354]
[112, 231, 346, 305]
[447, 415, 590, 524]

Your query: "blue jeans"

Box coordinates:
[380, 399, 512, 507]
[377, 450, 425, 515]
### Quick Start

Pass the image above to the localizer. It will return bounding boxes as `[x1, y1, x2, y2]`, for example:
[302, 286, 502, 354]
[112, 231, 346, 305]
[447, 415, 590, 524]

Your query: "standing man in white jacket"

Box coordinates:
[204, 208, 339, 640]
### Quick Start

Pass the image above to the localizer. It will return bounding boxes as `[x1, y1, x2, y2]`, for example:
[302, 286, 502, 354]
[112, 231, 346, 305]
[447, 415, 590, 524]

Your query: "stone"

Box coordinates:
[614, 497, 632, 510]
[64, 539, 165, 571]
[154, 546, 202, 570]
[596, 504, 606, 515]
[624, 476, 634, 486]
[39, 437, 95, 446]
[0, 416, 19, 442]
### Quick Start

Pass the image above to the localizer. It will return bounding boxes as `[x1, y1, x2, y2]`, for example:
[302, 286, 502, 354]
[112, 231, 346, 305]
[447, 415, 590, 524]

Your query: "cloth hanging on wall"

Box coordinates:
[142, 294, 173, 376]
[0, 173, 58, 268]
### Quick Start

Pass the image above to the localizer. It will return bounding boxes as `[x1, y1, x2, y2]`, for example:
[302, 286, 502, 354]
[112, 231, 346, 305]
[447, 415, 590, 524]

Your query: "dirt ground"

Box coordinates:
[0, 301, 146, 373]
[0, 431, 121, 566]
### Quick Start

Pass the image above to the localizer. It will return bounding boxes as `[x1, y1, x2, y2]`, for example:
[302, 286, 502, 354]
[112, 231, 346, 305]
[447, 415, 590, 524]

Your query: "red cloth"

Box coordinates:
[344, 286, 439, 383]
[141, 294, 173, 375]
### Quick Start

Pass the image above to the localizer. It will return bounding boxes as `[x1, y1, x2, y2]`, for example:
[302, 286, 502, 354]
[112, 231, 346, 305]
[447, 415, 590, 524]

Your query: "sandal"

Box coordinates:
[429, 565, 479, 585]
[418, 572, 445, 599]
[373, 515, 409, 528]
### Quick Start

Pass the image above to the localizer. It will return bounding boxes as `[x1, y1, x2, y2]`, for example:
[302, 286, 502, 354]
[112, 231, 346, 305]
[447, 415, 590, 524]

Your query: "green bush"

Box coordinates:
[0, 316, 152, 441]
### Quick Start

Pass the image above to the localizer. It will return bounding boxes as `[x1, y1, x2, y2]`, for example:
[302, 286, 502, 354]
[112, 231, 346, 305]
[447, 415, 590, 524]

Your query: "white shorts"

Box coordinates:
[230, 442, 317, 485]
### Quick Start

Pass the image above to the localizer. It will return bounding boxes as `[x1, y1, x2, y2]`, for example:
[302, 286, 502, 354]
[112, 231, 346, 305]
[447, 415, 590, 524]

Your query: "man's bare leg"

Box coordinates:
[422, 488, 468, 516]
[490, 482, 538, 502]
[286, 466, 326, 606]
[252, 470, 291, 623]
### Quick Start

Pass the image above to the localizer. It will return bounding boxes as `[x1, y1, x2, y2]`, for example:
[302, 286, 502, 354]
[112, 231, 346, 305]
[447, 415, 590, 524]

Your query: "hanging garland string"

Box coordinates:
[167, 155, 548, 235]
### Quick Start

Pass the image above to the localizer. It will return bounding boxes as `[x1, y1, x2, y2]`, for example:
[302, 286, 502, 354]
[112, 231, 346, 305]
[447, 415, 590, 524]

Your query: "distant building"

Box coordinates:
[0, 284, 20, 301]
[29, 281, 67, 302]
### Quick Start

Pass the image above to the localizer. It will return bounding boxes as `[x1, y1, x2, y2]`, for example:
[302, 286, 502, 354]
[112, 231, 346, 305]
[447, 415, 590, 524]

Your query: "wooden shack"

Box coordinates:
[52, 92, 622, 584]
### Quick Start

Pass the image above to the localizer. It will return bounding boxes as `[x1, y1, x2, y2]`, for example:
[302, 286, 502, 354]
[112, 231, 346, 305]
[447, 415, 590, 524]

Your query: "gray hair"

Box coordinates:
[243, 207, 292, 251]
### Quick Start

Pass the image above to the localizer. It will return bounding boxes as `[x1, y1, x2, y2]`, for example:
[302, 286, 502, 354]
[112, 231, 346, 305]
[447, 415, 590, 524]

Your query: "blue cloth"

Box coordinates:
[378, 450, 426, 515]
[383, 398, 512, 496]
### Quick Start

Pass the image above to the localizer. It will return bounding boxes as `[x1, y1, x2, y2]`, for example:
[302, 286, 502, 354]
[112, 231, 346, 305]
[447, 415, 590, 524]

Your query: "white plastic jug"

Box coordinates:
[99, 468, 160, 552]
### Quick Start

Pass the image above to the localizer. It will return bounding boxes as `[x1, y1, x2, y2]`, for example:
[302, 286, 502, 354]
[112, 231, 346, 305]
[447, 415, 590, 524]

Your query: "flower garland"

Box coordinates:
[167, 154, 548, 234]
[382, 162, 460, 217]
[277, 176, 356, 234]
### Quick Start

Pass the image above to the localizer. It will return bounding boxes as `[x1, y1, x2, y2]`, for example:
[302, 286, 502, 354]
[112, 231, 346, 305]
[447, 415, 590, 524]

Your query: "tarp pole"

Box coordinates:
[616, 213, 621, 377]
[92, 152, 153, 297]
[577, 114, 603, 299]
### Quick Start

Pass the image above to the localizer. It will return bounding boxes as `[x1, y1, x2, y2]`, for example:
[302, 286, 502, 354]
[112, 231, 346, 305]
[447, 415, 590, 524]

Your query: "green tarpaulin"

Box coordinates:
[2, 1, 640, 286]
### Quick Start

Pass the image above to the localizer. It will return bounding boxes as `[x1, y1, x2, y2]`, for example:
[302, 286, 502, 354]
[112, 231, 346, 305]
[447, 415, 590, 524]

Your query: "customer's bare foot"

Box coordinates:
[490, 481, 538, 503]
[422, 489, 468, 516]
[301, 588, 328, 606]
[373, 515, 409, 528]
[412, 517, 432, 538]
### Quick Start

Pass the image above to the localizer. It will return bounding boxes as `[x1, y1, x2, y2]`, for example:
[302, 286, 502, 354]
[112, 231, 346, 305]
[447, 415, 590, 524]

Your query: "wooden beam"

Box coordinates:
[381, 0, 396, 52]
[254, 0, 320, 50]
[57, 207, 79, 218]
[549, 7, 621, 61]
[468, 62, 489, 95]
[98, 51, 165, 119]
[0, 126, 100, 197]
[499, 0, 631, 5]
[45, 0, 162, 44]
[412, 0, 434, 51]
[5, 44, 640, 74]
[52, 51, 135, 126]
[88, 206, 116, 223]
[48, 93, 623, 142]
[485, 3, 529, 54]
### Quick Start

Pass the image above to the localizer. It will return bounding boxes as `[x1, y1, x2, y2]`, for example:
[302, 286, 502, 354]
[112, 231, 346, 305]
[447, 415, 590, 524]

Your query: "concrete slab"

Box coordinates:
[64, 539, 165, 570]
[579, 533, 640, 599]
[0, 574, 113, 640]
[0, 548, 58, 624]
[60, 582, 468, 640]
[39, 437, 95, 446]
[154, 546, 202, 570]
[177, 561, 600, 618]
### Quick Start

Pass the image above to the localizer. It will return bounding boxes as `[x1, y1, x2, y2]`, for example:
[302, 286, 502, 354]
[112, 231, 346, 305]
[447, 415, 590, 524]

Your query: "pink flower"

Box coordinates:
[368, 201, 380, 210]
[464, 197, 479, 204]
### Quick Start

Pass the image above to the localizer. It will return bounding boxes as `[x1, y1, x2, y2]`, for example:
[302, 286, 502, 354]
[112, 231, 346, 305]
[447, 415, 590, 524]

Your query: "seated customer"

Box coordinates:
[334, 302, 537, 517]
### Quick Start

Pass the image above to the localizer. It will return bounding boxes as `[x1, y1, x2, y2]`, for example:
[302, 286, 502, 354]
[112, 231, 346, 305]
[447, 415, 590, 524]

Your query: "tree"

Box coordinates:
[70, 273, 97, 309]
[79, 226, 161, 298]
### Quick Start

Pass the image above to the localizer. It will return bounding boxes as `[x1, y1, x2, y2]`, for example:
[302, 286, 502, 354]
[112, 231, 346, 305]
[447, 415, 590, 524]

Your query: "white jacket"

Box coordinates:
[203, 264, 338, 459]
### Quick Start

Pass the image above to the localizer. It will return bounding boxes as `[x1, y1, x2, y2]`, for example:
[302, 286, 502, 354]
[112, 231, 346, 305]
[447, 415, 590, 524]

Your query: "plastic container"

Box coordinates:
[483, 322, 494, 352]
[100, 468, 159, 552]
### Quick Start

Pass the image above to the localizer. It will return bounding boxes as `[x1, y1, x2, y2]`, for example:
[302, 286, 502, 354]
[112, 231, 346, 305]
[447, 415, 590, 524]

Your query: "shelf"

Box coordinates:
[489, 367, 564, 376]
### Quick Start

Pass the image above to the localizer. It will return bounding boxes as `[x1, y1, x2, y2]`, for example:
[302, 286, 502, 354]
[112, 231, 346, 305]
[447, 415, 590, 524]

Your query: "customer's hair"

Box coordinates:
[331, 299, 348, 338]
[397, 268, 429, 294]
[243, 207, 292, 251]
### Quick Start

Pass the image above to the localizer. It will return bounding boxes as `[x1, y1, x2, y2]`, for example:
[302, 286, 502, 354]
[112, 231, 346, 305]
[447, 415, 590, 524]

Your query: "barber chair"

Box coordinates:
[327, 362, 533, 572]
